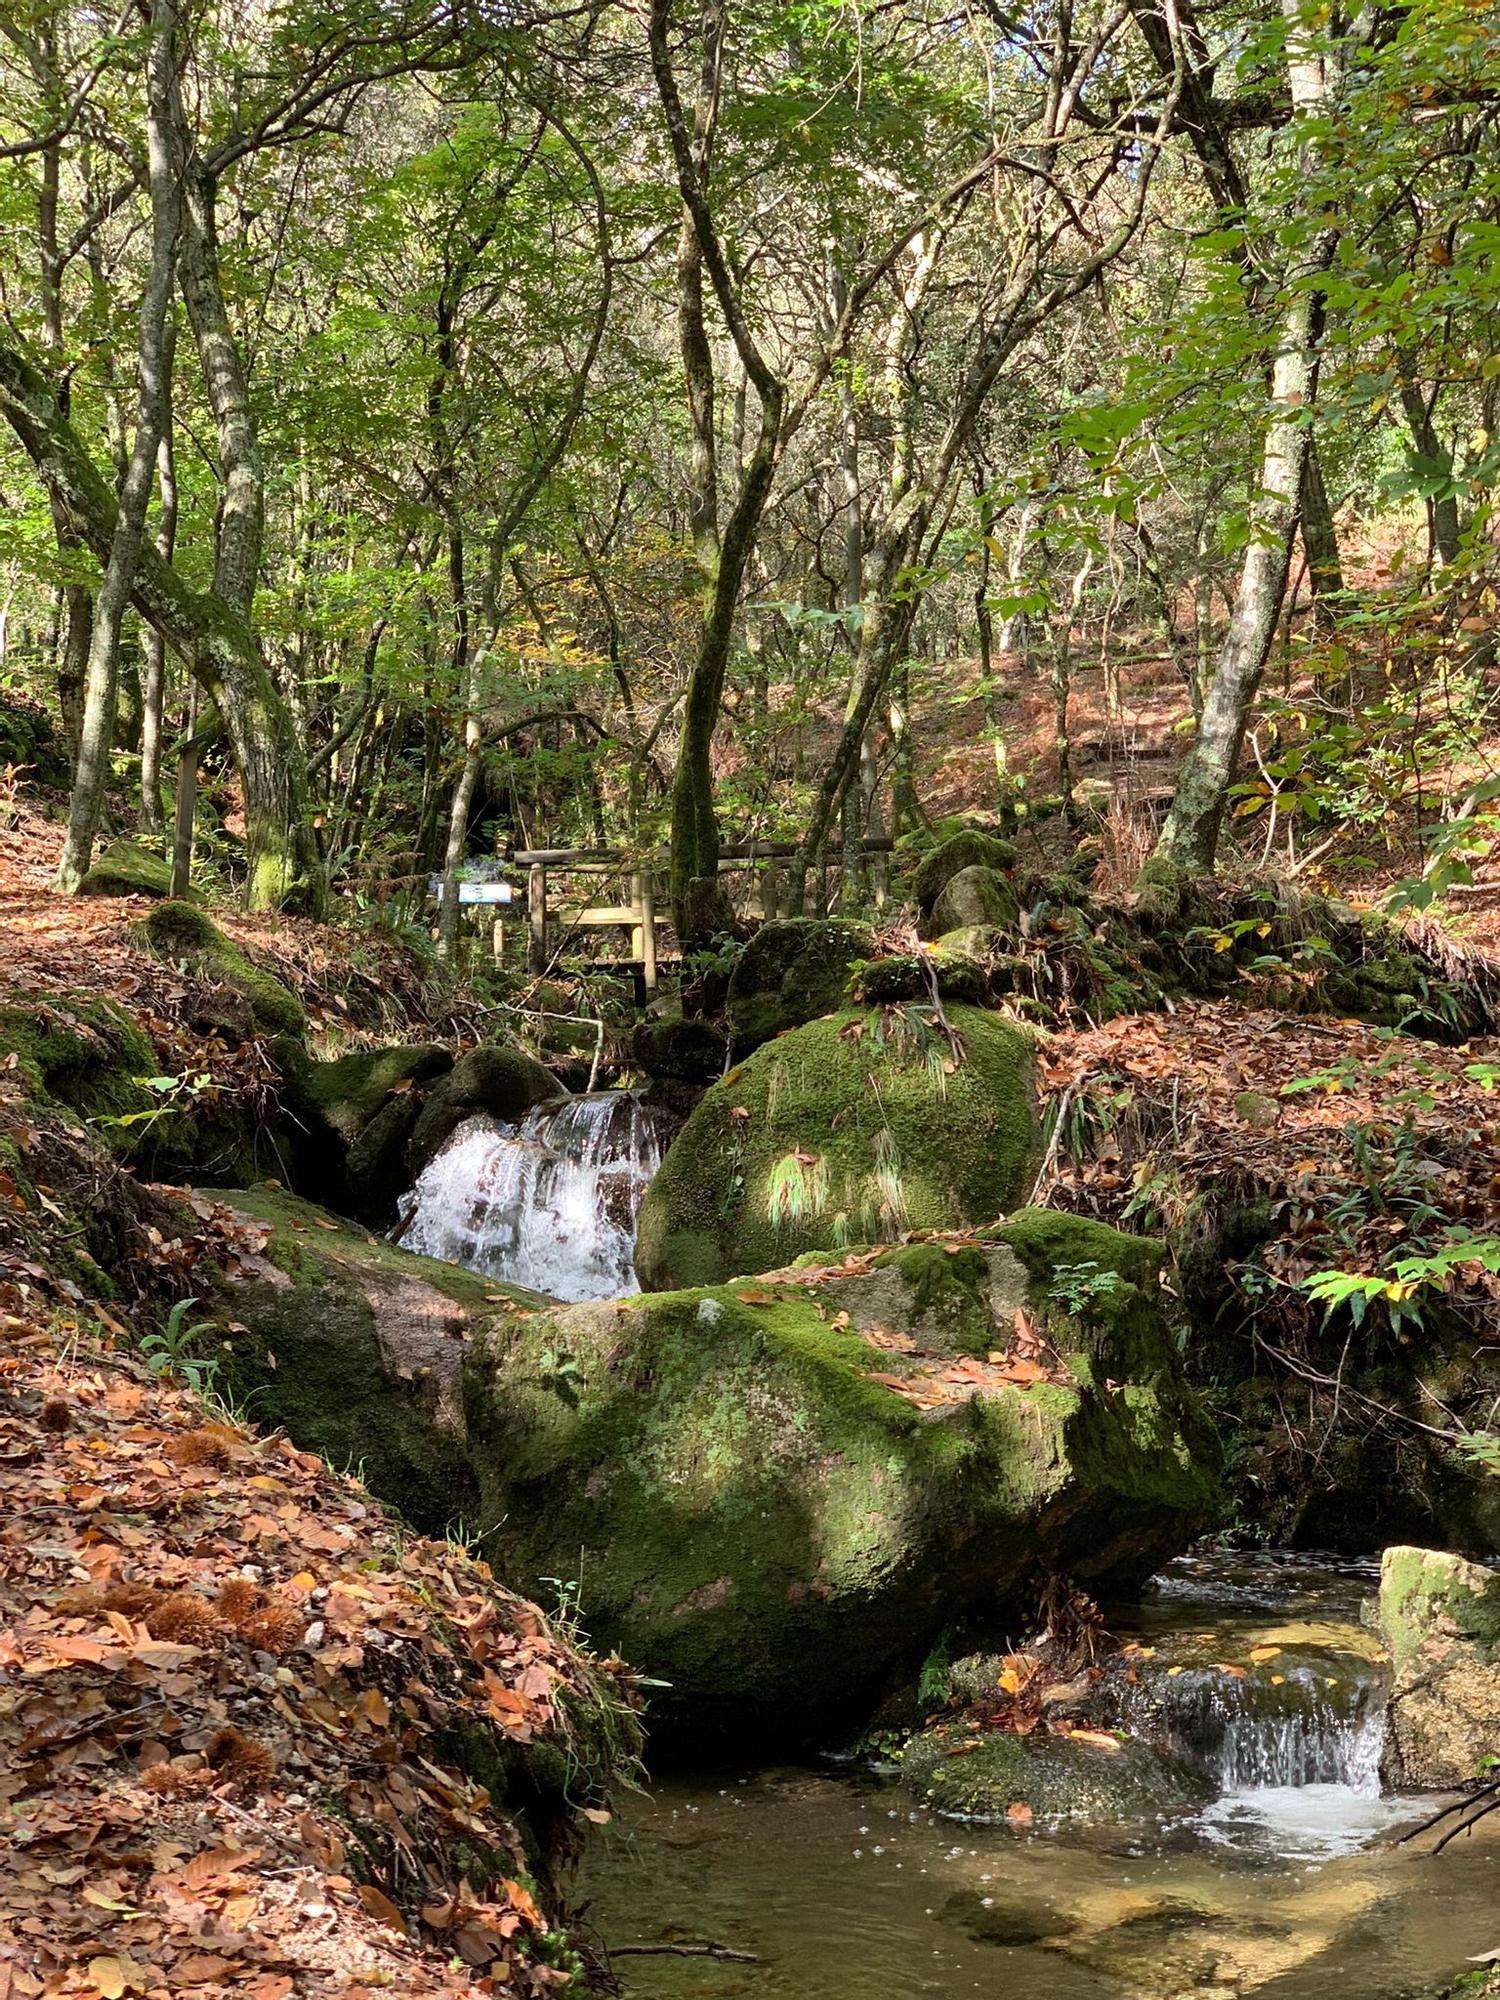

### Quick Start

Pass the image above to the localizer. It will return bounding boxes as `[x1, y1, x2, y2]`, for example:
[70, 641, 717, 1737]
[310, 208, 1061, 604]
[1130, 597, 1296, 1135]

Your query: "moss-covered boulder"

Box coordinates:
[1380, 1545, 1500, 1786]
[136, 900, 306, 1037]
[912, 829, 1019, 914]
[279, 1040, 453, 1222]
[902, 1722, 1213, 1824]
[928, 865, 1021, 937]
[0, 993, 157, 1138]
[463, 1212, 1218, 1744]
[850, 945, 989, 1007]
[724, 917, 873, 1057]
[408, 1042, 559, 1172]
[631, 1014, 728, 1087]
[79, 839, 182, 900]
[634, 1003, 1040, 1292]
[205, 1186, 546, 1536]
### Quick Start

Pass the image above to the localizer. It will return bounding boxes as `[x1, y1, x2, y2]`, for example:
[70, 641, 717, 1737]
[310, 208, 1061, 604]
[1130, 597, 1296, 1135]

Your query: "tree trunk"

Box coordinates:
[54, 0, 180, 894]
[0, 336, 317, 911]
[1399, 378, 1461, 568]
[1299, 435, 1344, 628]
[139, 323, 177, 838]
[1151, 0, 1339, 878]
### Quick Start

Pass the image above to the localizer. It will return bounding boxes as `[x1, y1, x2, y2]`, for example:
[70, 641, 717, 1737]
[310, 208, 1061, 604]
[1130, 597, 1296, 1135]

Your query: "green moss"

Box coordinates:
[911, 830, 1019, 912]
[0, 993, 158, 1140]
[634, 1004, 1040, 1292]
[1379, 1546, 1500, 1669]
[902, 1723, 1213, 1823]
[299, 1043, 452, 1140]
[79, 839, 183, 900]
[928, 866, 1021, 936]
[460, 1242, 1217, 1745]
[724, 917, 874, 1056]
[136, 900, 307, 1038]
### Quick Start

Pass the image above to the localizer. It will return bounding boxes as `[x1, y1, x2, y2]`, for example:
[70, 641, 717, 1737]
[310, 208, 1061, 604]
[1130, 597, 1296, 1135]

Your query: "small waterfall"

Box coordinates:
[398, 1093, 673, 1303]
[1121, 1654, 1390, 1802]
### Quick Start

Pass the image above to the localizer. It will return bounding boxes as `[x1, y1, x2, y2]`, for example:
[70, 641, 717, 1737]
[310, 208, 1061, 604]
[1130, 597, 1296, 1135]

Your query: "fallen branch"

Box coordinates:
[612, 1940, 759, 1962]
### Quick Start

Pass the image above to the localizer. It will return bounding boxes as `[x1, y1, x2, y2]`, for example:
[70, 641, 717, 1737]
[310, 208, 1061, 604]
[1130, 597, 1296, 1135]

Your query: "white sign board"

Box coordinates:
[457, 881, 513, 905]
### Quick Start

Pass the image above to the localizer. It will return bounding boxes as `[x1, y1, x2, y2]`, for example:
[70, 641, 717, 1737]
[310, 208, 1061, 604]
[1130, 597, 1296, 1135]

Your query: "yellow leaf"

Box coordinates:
[1166, 1664, 1185, 1676]
[90, 1961, 127, 2000]
[1249, 1646, 1281, 1664]
[997, 1667, 1023, 1695]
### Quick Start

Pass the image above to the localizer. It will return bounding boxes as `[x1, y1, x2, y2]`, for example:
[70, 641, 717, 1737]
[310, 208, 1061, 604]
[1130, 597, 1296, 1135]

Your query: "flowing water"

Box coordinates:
[580, 1552, 1500, 2000]
[398, 1091, 673, 1302]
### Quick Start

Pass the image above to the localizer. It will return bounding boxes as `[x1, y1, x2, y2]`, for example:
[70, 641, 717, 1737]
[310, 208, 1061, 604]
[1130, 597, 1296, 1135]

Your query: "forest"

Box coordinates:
[2, 0, 1500, 1994]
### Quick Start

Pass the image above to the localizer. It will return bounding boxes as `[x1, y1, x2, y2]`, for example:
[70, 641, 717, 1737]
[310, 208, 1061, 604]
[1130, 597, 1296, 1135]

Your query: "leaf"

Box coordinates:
[1006, 1801, 1034, 1827]
[356, 1883, 407, 1931]
[88, 1961, 127, 2000]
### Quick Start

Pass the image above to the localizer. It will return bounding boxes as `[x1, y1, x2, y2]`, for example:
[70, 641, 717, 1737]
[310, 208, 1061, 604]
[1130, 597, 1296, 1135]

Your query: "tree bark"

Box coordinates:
[1299, 434, 1344, 627]
[1151, 0, 1340, 877]
[139, 323, 178, 838]
[54, 0, 180, 893]
[0, 337, 316, 910]
[1399, 377, 1461, 568]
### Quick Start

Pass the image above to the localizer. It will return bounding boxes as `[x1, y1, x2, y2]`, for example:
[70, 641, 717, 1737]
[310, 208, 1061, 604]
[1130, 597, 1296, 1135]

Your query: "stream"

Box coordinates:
[579, 1552, 1500, 2000]
[393, 1091, 1500, 1999]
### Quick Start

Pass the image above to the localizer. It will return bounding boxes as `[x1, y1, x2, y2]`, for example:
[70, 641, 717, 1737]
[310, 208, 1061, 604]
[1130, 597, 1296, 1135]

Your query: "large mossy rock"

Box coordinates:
[280, 1040, 453, 1223]
[79, 839, 181, 900]
[902, 1721, 1213, 1825]
[200, 1192, 1218, 1746]
[463, 1212, 1218, 1745]
[633, 1003, 1040, 1293]
[206, 1186, 546, 1536]
[927, 864, 1020, 938]
[911, 829, 1018, 915]
[407, 1042, 559, 1172]
[1380, 1545, 1500, 1786]
[136, 900, 306, 1037]
[724, 917, 873, 1057]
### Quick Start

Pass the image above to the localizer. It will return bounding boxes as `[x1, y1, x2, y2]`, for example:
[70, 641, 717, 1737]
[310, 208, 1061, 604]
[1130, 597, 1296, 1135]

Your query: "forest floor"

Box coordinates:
[0, 1276, 631, 2000]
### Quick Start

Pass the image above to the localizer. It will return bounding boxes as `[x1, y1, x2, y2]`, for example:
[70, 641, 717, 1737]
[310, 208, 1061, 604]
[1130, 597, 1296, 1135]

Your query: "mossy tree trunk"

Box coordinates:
[0, 334, 318, 911]
[54, 0, 180, 894]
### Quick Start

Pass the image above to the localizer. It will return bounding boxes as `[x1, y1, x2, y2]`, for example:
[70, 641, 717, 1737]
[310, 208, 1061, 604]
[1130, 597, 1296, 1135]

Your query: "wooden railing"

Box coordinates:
[505, 838, 895, 995]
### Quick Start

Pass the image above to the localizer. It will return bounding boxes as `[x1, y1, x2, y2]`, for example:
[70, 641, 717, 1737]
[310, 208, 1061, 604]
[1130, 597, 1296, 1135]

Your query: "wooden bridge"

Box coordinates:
[472, 837, 895, 999]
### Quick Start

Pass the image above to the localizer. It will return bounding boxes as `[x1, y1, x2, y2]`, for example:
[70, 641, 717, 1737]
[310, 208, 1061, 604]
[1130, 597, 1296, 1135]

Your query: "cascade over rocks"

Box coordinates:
[633, 1003, 1041, 1292]
[205, 1190, 1220, 1747]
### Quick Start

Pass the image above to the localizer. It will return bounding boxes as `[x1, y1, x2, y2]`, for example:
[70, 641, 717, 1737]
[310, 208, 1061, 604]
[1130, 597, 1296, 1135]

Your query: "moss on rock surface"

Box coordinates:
[630, 1014, 728, 1087]
[911, 829, 1019, 914]
[902, 1722, 1213, 1823]
[928, 865, 1021, 938]
[136, 900, 306, 1037]
[462, 1212, 1218, 1745]
[633, 1003, 1040, 1292]
[79, 838, 181, 899]
[724, 917, 873, 1057]
[1380, 1545, 1500, 1786]
[408, 1042, 559, 1170]
[207, 1186, 546, 1537]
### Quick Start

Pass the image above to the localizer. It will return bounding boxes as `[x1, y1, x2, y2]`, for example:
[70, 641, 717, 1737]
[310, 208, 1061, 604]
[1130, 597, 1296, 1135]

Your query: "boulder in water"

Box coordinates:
[724, 917, 873, 1057]
[903, 1721, 1213, 1824]
[279, 1040, 452, 1223]
[407, 1043, 560, 1172]
[633, 1003, 1039, 1292]
[1380, 1544, 1500, 1786]
[463, 1212, 1218, 1745]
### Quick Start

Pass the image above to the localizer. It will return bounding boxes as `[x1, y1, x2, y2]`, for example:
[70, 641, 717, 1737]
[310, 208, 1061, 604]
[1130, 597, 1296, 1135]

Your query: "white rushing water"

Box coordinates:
[398, 1093, 672, 1303]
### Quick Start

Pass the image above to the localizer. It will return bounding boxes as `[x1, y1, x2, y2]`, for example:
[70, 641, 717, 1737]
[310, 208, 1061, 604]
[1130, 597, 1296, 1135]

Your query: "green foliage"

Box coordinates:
[139, 1297, 221, 1396]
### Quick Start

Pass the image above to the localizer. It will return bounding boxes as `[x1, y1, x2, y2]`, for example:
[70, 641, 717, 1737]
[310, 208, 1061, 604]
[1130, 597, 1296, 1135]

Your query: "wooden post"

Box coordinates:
[638, 868, 657, 996]
[491, 918, 505, 965]
[528, 862, 547, 973]
[170, 684, 199, 901]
